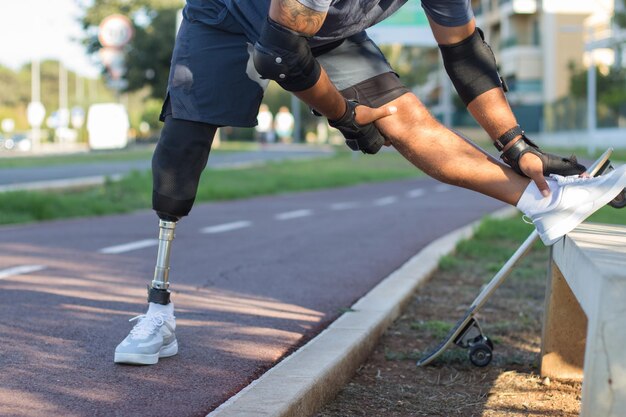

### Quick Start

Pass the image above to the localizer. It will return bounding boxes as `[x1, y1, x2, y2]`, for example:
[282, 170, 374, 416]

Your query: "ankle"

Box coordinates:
[147, 301, 174, 316]
[516, 179, 558, 215]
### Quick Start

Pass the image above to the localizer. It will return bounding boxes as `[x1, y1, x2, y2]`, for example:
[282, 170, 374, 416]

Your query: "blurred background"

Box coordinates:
[0, 0, 625, 154]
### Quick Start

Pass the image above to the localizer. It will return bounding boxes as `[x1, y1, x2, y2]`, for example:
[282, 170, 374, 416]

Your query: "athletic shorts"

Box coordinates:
[161, 3, 410, 127]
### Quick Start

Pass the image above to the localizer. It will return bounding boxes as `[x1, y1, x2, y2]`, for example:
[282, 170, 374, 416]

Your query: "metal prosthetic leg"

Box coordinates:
[148, 219, 177, 305]
[147, 111, 217, 305]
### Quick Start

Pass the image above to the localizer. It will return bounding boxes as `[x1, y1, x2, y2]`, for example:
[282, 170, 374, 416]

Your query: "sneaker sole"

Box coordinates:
[114, 339, 178, 365]
[540, 167, 626, 245]
[159, 339, 178, 358]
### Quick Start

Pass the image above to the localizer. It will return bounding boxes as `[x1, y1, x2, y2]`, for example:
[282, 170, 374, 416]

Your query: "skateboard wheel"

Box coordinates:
[609, 189, 626, 209]
[469, 343, 493, 367]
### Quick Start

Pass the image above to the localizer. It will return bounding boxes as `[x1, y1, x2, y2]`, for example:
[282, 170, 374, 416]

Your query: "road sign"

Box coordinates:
[27, 101, 46, 127]
[99, 47, 126, 80]
[98, 14, 134, 48]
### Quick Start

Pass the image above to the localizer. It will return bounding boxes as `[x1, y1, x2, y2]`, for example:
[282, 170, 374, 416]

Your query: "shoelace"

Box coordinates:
[128, 312, 172, 339]
[522, 215, 533, 225]
[549, 173, 594, 186]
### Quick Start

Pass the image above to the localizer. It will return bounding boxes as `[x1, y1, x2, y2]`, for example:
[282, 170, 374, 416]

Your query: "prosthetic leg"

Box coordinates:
[114, 112, 217, 365]
[145, 109, 218, 302]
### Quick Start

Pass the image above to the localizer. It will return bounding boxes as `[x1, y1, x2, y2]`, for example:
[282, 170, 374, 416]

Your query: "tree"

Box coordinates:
[79, 0, 183, 98]
[568, 63, 626, 127]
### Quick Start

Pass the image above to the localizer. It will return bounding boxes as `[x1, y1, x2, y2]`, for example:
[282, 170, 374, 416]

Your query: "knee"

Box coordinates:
[375, 93, 440, 144]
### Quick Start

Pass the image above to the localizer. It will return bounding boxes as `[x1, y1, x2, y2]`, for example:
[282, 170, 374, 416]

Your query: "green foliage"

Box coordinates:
[409, 320, 453, 339]
[0, 62, 114, 131]
[438, 255, 460, 271]
[378, 45, 439, 90]
[0, 171, 152, 224]
[587, 204, 626, 225]
[568, 64, 626, 128]
[124, 8, 179, 98]
[0, 151, 422, 225]
[79, 0, 184, 97]
[614, 0, 626, 28]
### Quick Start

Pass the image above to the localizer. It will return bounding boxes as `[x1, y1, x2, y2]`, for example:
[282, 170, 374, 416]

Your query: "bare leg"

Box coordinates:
[375, 93, 530, 206]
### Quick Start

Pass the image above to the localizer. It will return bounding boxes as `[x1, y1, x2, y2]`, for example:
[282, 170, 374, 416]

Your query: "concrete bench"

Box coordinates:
[541, 223, 626, 417]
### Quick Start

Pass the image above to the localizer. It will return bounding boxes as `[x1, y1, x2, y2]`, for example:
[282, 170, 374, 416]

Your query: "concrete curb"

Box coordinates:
[207, 206, 518, 417]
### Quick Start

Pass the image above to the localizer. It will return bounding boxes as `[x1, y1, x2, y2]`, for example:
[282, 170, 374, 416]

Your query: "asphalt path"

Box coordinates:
[0, 178, 506, 417]
[0, 145, 333, 187]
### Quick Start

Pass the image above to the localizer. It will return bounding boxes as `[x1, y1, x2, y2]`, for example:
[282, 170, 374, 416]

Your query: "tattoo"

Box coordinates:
[273, 0, 326, 36]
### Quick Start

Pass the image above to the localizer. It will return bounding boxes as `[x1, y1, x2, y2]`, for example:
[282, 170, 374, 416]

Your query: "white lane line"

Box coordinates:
[330, 202, 360, 211]
[373, 196, 398, 206]
[0, 265, 47, 280]
[435, 184, 452, 192]
[275, 209, 313, 220]
[406, 188, 425, 198]
[201, 221, 252, 234]
[98, 239, 159, 254]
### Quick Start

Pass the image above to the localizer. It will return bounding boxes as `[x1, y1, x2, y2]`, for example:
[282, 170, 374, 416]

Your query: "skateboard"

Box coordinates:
[416, 148, 624, 367]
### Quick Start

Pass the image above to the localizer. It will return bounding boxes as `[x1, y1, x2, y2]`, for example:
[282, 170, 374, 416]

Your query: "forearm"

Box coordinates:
[466, 87, 522, 150]
[293, 69, 346, 120]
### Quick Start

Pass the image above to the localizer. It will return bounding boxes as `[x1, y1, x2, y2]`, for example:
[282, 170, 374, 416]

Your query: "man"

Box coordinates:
[275, 106, 295, 143]
[114, 0, 626, 365]
[255, 103, 275, 143]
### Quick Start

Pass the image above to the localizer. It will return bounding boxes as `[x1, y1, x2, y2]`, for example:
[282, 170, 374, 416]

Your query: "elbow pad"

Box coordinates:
[439, 28, 505, 106]
[253, 18, 321, 92]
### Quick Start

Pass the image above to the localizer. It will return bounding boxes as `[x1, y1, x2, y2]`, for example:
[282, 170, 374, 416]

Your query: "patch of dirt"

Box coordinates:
[316, 243, 582, 417]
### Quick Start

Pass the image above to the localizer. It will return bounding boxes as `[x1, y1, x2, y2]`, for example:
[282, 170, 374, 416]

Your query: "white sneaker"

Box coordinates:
[114, 310, 177, 365]
[523, 165, 626, 246]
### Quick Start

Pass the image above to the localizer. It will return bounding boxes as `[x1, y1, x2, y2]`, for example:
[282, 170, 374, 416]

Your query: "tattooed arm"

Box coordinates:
[267, 0, 347, 119]
[269, 0, 328, 36]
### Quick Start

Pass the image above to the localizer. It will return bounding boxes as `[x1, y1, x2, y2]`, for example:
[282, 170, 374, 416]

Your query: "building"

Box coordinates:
[419, 0, 617, 133]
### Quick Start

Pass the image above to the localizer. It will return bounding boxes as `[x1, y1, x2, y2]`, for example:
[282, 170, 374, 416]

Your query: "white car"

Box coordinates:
[3, 133, 31, 151]
[87, 103, 130, 150]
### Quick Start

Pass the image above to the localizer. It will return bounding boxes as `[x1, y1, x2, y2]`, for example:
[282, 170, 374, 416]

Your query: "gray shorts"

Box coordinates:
[162, 4, 409, 127]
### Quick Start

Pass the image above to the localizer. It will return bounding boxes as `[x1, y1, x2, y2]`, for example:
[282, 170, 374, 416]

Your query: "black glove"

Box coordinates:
[496, 126, 586, 176]
[328, 99, 385, 154]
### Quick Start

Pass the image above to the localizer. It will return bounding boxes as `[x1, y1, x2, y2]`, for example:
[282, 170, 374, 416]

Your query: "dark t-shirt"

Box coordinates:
[185, 0, 473, 45]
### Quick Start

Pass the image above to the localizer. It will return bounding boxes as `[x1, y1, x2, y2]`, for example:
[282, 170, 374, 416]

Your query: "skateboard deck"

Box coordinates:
[417, 148, 616, 367]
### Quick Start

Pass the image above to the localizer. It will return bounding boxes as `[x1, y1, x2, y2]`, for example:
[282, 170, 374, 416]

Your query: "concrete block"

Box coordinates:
[546, 223, 626, 417]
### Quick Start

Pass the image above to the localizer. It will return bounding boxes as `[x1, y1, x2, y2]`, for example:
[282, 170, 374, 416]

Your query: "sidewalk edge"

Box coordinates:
[206, 206, 518, 417]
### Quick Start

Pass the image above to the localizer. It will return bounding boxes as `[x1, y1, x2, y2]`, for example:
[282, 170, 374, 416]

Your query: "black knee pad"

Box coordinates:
[439, 28, 505, 106]
[152, 115, 217, 218]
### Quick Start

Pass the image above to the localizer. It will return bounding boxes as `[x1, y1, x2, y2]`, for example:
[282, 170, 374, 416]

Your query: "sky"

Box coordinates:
[0, 0, 101, 77]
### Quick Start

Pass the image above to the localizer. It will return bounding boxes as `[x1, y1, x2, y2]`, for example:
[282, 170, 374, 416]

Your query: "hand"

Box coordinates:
[353, 103, 397, 125]
[502, 135, 586, 197]
[355, 104, 396, 147]
[518, 152, 551, 197]
[328, 99, 397, 154]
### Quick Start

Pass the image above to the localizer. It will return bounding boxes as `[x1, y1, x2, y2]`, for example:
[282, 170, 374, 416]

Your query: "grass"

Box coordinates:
[427, 216, 554, 366]
[409, 320, 454, 339]
[3, 141, 626, 227]
[0, 150, 421, 225]
[448, 206, 626, 264]
[0, 141, 258, 169]
[0, 146, 156, 168]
